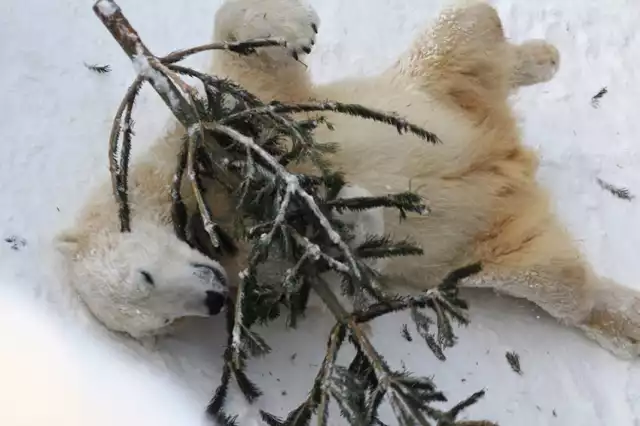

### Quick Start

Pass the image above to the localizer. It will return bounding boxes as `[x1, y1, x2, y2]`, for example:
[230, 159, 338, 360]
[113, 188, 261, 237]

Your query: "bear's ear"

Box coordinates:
[53, 230, 86, 256]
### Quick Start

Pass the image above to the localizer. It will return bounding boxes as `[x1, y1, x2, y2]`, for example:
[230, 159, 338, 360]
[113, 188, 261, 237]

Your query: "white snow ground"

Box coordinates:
[1, 0, 639, 424]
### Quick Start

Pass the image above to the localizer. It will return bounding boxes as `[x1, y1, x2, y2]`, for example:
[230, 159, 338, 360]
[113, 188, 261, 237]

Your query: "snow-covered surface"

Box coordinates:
[1, 0, 639, 424]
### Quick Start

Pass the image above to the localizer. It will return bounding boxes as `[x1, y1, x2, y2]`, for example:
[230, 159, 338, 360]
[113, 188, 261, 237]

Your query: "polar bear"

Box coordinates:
[55, 0, 640, 359]
[205, 0, 640, 357]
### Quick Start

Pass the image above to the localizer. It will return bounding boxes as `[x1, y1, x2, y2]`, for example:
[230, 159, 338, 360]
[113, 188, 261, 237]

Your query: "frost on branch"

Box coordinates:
[93, 0, 494, 425]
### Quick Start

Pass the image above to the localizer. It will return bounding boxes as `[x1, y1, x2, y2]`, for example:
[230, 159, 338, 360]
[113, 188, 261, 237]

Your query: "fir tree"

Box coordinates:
[93, 1, 496, 424]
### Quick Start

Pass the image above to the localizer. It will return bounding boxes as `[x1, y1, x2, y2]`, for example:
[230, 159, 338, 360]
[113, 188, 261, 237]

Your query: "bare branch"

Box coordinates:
[161, 37, 288, 64]
[93, 0, 196, 127]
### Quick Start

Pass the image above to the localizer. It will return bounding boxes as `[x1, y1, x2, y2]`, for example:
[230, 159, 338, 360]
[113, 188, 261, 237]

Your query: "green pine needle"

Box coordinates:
[355, 235, 424, 259]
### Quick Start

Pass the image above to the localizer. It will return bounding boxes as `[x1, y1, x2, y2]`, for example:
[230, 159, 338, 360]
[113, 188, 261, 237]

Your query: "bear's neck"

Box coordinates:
[130, 121, 197, 224]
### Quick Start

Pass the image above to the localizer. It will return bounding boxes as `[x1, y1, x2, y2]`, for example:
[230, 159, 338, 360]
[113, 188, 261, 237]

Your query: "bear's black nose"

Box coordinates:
[205, 291, 226, 315]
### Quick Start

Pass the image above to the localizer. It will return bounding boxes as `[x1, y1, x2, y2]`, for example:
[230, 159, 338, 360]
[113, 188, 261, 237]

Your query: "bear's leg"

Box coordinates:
[577, 278, 640, 359]
[209, 0, 319, 102]
[393, 2, 558, 121]
[510, 40, 560, 88]
[466, 219, 640, 358]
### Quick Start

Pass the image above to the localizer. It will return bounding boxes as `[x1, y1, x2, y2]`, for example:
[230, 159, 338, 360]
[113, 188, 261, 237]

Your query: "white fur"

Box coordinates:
[214, 0, 319, 60]
[56, 216, 230, 339]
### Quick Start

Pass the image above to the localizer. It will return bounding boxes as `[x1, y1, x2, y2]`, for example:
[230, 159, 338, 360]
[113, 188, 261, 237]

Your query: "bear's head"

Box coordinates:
[54, 219, 229, 340]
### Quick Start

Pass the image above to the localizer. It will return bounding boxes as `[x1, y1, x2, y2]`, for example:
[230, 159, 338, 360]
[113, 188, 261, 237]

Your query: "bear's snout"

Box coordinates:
[192, 262, 229, 290]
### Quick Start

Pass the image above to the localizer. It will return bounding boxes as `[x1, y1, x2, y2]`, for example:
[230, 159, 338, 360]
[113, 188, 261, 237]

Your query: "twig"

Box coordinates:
[316, 323, 346, 425]
[268, 323, 347, 425]
[107, 75, 144, 232]
[289, 226, 350, 274]
[223, 101, 441, 144]
[171, 136, 189, 241]
[231, 271, 248, 368]
[161, 38, 288, 64]
[167, 64, 264, 107]
[353, 288, 443, 323]
[309, 276, 400, 412]
[186, 126, 221, 248]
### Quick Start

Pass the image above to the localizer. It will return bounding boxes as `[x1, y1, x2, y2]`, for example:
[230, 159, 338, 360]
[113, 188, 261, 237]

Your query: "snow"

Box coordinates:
[95, 0, 119, 18]
[1, 0, 639, 425]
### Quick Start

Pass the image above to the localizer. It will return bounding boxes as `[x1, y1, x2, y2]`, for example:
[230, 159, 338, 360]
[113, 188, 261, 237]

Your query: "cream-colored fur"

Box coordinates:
[54, 121, 233, 340]
[207, 0, 640, 358]
[55, 0, 640, 358]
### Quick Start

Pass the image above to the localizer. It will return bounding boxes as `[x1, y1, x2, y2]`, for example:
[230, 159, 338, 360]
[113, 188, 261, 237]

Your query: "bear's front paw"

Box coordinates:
[214, 0, 320, 61]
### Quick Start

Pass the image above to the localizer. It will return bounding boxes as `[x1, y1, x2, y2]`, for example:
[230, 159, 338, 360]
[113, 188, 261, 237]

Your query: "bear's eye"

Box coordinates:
[139, 270, 155, 287]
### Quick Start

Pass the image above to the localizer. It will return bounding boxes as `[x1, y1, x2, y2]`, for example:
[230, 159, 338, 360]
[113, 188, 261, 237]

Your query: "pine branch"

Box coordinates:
[351, 263, 480, 324]
[106, 74, 144, 232]
[339, 271, 482, 423]
[223, 101, 441, 144]
[328, 191, 429, 219]
[205, 122, 363, 279]
[171, 134, 189, 241]
[310, 276, 439, 425]
[161, 37, 289, 64]
[167, 64, 264, 108]
[206, 299, 237, 422]
[186, 125, 222, 250]
[259, 323, 347, 426]
[436, 390, 488, 426]
[118, 93, 136, 229]
[355, 235, 424, 259]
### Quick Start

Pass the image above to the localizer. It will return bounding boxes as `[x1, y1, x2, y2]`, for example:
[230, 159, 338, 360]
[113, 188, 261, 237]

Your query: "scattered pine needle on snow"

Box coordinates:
[84, 62, 112, 74]
[591, 87, 608, 108]
[506, 351, 523, 375]
[596, 177, 635, 201]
